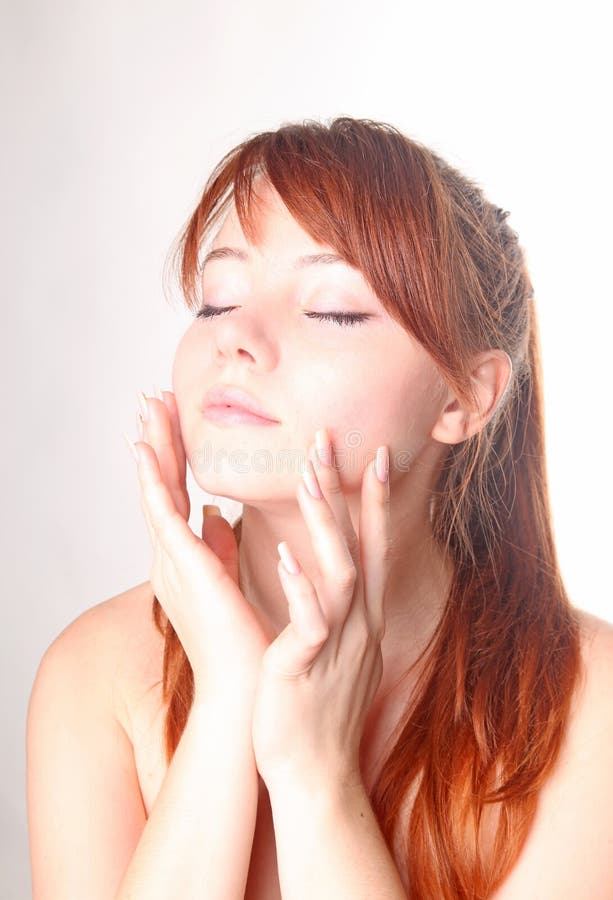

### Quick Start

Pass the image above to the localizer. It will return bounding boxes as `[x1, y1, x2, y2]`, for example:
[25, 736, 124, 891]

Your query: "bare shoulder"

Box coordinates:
[574, 607, 613, 706]
[492, 606, 613, 898]
[27, 583, 165, 898]
[575, 605, 613, 651]
[38, 580, 164, 734]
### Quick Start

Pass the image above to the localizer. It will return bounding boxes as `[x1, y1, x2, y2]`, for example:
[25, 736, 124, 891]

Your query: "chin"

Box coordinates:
[196, 476, 302, 507]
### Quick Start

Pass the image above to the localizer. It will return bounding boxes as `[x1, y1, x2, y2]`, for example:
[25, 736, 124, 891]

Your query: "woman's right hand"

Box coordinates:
[129, 388, 273, 702]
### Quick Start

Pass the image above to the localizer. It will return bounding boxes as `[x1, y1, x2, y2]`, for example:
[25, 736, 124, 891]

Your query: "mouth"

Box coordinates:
[201, 384, 281, 426]
[202, 405, 281, 426]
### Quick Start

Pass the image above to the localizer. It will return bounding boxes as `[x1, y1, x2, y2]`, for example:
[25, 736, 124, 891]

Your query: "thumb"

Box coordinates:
[201, 506, 240, 586]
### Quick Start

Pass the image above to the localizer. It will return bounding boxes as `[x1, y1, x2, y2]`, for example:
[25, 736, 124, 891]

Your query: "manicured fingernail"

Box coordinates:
[123, 432, 139, 463]
[302, 458, 324, 499]
[137, 388, 149, 422]
[278, 541, 302, 575]
[203, 504, 221, 517]
[315, 428, 333, 467]
[375, 446, 389, 484]
[136, 412, 144, 440]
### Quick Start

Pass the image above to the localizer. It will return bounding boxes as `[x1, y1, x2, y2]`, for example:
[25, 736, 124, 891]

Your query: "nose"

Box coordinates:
[211, 305, 279, 371]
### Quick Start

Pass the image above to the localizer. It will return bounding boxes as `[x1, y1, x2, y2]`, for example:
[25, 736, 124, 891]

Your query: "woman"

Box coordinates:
[26, 117, 613, 899]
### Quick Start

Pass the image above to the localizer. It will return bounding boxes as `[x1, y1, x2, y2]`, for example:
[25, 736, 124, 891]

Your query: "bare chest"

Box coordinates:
[123, 669, 414, 899]
[125, 679, 282, 898]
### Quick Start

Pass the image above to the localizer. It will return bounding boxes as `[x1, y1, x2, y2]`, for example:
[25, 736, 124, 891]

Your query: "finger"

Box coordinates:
[358, 445, 391, 636]
[307, 428, 359, 565]
[131, 437, 175, 549]
[159, 390, 187, 485]
[201, 505, 240, 586]
[133, 438, 218, 577]
[126, 432, 157, 543]
[296, 455, 358, 627]
[137, 389, 189, 521]
[262, 544, 329, 677]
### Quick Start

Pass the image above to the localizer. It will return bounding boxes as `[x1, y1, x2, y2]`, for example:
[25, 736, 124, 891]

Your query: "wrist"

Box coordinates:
[193, 668, 259, 702]
[191, 684, 255, 721]
[265, 765, 366, 808]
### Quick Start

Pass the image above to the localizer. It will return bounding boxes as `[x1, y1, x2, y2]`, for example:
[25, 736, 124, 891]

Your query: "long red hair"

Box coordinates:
[152, 117, 583, 898]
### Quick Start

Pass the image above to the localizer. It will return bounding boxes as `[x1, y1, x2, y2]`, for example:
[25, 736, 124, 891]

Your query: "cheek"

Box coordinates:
[387, 366, 448, 468]
[285, 360, 397, 481]
[171, 329, 208, 449]
[171, 328, 194, 389]
[320, 358, 445, 481]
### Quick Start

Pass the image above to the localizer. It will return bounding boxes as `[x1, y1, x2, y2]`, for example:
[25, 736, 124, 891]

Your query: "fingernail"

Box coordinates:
[302, 458, 324, 499]
[315, 428, 333, 467]
[136, 412, 144, 440]
[278, 541, 302, 575]
[203, 504, 222, 517]
[375, 446, 389, 484]
[123, 432, 139, 463]
[137, 389, 149, 422]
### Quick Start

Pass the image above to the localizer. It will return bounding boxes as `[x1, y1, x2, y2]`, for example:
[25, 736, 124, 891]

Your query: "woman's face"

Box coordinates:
[172, 180, 448, 505]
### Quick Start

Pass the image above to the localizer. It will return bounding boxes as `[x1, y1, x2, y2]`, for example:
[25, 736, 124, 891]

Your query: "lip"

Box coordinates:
[201, 385, 281, 424]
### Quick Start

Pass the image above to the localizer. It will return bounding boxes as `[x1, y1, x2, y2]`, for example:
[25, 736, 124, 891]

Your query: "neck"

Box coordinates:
[233, 449, 454, 700]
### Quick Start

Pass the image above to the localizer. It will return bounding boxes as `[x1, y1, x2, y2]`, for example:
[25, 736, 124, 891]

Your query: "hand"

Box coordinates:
[128, 388, 272, 701]
[251, 428, 391, 793]
[137, 388, 191, 519]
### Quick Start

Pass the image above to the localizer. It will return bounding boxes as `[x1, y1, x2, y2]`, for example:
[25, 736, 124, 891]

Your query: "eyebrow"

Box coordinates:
[200, 246, 349, 271]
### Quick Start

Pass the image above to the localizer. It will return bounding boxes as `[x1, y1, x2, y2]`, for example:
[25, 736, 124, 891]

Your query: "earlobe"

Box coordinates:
[430, 350, 513, 446]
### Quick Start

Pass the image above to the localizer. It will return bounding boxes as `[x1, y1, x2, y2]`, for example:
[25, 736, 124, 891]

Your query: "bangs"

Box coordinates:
[173, 118, 446, 332]
[169, 116, 512, 411]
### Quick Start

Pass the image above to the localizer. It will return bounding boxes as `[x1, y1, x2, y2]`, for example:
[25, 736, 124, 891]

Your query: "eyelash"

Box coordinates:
[195, 305, 370, 328]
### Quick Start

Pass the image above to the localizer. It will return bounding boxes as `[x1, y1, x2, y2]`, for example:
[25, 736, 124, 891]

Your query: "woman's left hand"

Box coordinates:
[251, 429, 392, 793]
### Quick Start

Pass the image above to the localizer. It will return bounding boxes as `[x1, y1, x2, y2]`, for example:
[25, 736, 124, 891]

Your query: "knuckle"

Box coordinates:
[324, 479, 344, 497]
[335, 565, 357, 592]
[157, 509, 182, 543]
[370, 616, 386, 643]
[353, 619, 372, 652]
[304, 622, 330, 649]
[293, 582, 319, 609]
[381, 538, 394, 565]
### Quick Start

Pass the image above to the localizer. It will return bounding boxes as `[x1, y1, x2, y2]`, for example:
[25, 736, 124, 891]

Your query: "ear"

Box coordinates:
[431, 349, 513, 445]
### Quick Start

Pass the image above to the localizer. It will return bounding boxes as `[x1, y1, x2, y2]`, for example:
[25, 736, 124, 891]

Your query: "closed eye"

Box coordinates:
[303, 311, 370, 327]
[195, 305, 233, 320]
[195, 305, 371, 328]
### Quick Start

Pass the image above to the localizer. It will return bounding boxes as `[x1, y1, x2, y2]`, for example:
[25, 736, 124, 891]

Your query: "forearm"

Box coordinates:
[268, 777, 407, 900]
[115, 693, 258, 900]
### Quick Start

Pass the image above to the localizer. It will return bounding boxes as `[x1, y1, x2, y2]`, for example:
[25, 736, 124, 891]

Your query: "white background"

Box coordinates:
[2, 1, 611, 896]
